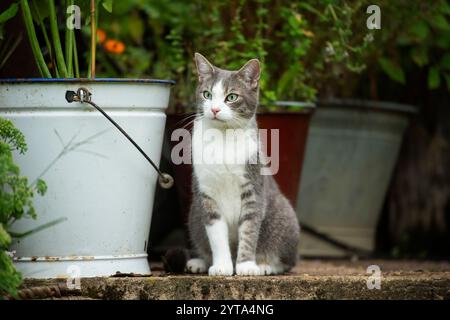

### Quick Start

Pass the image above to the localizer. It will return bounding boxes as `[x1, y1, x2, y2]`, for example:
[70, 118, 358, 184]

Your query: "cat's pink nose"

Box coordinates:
[211, 107, 221, 115]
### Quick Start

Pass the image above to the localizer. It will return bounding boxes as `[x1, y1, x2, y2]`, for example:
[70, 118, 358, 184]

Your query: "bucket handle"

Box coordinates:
[65, 87, 174, 189]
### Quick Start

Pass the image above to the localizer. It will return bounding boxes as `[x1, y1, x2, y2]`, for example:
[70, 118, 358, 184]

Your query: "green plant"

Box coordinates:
[0, 2, 21, 71]
[292, 1, 376, 99]
[11, 0, 446, 106]
[94, 0, 376, 110]
[0, 117, 47, 298]
[373, 0, 450, 93]
[0, 0, 115, 78]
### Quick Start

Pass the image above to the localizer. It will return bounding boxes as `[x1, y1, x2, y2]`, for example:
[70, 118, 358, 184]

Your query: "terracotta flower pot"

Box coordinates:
[257, 110, 314, 205]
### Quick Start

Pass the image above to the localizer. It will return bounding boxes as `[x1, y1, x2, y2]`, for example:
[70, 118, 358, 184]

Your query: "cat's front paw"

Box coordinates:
[236, 261, 262, 276]
[186, 258, 207, 274]
[208, 262, 233, 276]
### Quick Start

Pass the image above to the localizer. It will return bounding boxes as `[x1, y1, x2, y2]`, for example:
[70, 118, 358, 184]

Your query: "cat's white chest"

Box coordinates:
[192, 121, 257, 237]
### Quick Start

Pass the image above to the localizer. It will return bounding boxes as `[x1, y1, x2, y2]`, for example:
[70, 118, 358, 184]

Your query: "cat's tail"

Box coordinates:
[162, 248, 189, 274]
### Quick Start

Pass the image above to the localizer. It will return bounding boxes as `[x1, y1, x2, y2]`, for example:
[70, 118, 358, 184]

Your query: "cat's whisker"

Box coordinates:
[181, 120, 196, 130]
[174, 113, 199, 128]
[182, 114, 204, 130]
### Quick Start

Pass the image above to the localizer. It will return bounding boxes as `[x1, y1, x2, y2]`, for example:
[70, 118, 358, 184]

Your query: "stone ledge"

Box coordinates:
[21, 260, 450, 300]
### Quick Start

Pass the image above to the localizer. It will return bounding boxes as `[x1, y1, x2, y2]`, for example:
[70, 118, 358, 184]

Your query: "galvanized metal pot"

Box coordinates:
[296, 99, 417, 257]
[0, 78, 173, 278]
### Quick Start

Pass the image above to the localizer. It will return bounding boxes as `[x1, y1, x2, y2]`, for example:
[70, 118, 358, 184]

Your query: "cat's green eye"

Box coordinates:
[202, 91, 212, 100]
[225, 93, 238, 102]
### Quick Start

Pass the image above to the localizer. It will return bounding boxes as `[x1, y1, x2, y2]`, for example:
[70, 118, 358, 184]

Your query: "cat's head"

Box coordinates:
[194, 53, 260, 127]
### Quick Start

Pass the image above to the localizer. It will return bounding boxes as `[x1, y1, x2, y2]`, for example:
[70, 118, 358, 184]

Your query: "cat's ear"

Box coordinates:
[237, 59, 260, 89]
[194, 53, 215, 82]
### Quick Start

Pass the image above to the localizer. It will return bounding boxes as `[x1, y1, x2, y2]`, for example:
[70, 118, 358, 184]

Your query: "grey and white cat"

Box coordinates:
[187, 53, 300, 276]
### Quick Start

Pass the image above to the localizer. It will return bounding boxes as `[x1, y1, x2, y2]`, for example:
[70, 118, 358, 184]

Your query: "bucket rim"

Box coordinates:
[317, 98, 418, 114]
[0, 77, 176, 85]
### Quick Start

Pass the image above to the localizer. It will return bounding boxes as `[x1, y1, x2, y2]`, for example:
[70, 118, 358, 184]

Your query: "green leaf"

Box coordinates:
[0, 114, 50, 298]
[411, 47, 428, 67]
[0, 3, 18, 24]
[298, 2, 327, 20]
[431, 15, 450, 30]
[35, 179, 47, 196]
[379, 58, 405, 84]
[102, 0, 113, 13]
[30, 0, 50, 24]
[81, 0, 102, 26]
[428, 67, 441, 89]
[0, 223, 11, 248]
[0, 117, 27, 153]
[442, 2, 450, 15]
[277, 65, 301, 98]
[128, 13, 144, 44]
[410, 20, 429, 40]
[0, 250, 22, 298]
[440, 53, 450, 70]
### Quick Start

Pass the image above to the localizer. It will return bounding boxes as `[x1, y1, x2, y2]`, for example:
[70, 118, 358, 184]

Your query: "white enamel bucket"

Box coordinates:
[0, 78, 173, 278]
